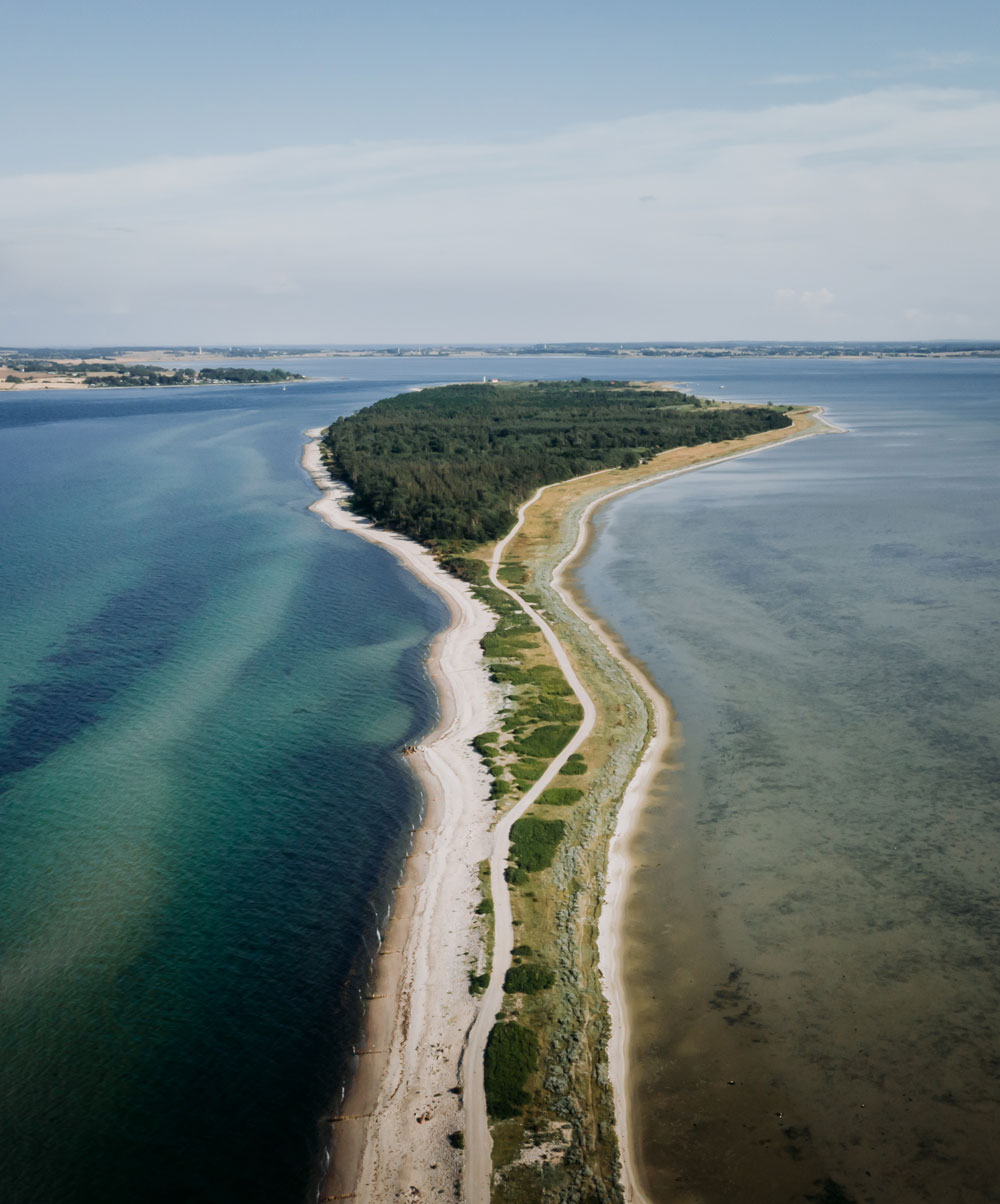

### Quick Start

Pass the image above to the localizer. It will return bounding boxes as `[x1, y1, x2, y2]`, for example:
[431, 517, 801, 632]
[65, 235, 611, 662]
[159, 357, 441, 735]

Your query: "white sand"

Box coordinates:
[302, 431, 499, 1203]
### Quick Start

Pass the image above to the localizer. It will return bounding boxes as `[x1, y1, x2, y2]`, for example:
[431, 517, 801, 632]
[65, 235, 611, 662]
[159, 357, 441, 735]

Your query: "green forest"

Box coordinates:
[320, 379, 790, 545]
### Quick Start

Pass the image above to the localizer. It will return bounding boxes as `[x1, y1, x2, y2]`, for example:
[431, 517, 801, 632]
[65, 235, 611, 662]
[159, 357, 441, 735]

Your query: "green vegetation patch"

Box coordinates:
[498, 562, 528, 585]
[515, 724, 576, 759]
[320, 379, 792, 545]
[473, 732, 499, 757]
[510, 759, 545, 786]
[510, 817, 566, 872]
[558, 759, 587, 776]
[484, 1022, 539, 1118]
[538, 787, 584, 807]
[504, 963, 556, 994]
[527, 696, 584, 723]
[525, 665, 573, 695]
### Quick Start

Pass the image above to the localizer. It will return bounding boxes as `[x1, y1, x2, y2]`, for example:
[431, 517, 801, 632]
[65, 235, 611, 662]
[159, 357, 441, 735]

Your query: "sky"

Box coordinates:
[2, 0, 998, 344]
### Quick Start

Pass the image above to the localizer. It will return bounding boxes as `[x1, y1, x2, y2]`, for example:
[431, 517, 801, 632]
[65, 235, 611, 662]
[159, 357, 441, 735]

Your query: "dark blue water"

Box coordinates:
[578, 358, 1000, 1203]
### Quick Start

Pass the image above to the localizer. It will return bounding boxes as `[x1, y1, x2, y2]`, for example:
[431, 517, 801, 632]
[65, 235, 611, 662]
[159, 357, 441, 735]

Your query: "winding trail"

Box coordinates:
[462, 478, 603, 1204]
[461, 409, 840, 1204]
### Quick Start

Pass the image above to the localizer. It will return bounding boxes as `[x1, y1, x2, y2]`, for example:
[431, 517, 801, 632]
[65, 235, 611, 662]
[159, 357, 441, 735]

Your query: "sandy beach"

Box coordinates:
[302, 431, 499, 1203]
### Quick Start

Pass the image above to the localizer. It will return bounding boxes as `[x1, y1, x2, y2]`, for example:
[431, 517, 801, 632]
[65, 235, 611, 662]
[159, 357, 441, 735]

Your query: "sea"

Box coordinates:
[0, 356, 996, 1204]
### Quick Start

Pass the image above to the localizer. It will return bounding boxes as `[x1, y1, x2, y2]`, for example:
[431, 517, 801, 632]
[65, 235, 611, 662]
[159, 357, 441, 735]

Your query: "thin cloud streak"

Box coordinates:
[1, 87, 998, 342]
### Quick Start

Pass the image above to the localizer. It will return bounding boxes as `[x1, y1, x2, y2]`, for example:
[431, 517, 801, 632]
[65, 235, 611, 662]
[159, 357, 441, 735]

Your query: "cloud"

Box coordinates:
[855, 49, 985, 79]
[775, 288, 839, 320]
[1, 86, 998, 341]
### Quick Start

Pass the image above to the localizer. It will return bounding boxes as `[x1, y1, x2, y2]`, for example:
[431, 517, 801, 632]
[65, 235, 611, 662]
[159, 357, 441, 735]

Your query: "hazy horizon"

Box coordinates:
[3, 0, 997, 345]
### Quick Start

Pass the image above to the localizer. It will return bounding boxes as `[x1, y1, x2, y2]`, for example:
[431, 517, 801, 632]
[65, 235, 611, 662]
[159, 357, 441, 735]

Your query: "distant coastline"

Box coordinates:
[3, 340, 998, 372]
[0, 356, 305, 391]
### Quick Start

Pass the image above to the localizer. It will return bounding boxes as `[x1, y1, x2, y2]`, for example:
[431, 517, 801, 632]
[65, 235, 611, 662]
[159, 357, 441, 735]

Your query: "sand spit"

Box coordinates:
[302, 406, 840, 1203]
[302, 431, 499, 1203]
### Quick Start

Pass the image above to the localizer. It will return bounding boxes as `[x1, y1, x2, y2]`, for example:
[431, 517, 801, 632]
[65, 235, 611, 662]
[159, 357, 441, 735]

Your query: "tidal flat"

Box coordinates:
[579, 358, 1000, 1204]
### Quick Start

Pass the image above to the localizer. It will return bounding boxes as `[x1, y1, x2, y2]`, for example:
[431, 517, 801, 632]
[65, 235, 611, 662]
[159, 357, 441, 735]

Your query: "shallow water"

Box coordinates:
[578, 359, 1000, 1203]
[0, 391, 450, 1204]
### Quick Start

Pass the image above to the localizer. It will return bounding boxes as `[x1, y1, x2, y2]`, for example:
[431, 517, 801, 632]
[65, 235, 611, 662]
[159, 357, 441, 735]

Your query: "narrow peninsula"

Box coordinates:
[304, 380, 835, 1204]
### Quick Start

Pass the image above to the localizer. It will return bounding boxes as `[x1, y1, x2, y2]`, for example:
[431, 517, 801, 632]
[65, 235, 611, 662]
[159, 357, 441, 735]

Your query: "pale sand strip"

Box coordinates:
[302, 431, 499, 1204]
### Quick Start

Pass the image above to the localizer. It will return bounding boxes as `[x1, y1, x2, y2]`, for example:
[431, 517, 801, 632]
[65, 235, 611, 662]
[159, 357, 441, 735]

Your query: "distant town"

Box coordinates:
[2, 340, 999, 367]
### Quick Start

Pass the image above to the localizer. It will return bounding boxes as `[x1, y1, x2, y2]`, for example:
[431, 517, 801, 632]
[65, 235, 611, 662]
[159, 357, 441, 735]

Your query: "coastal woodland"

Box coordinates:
[320, 379, 791, 546]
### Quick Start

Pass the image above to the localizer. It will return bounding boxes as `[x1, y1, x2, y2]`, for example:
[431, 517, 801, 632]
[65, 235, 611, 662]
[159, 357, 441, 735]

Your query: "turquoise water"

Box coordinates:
[0, 356, 708, 1204]
[0, 381, 450, 1203]
[578, 359, 1000, 1203]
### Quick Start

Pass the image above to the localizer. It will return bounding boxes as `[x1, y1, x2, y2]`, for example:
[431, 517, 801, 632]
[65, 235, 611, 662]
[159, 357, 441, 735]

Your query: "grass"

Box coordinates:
[514, 724, 576, 759]
[510, 758, 545, 786]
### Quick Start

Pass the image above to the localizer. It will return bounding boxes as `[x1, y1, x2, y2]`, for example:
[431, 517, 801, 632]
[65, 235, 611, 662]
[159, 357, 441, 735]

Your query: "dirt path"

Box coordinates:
[462, 482, 602, 1204]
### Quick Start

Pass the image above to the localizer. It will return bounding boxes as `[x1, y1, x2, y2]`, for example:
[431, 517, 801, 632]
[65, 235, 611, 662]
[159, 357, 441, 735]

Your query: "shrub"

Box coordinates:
[482, 632, 535, 657]
[473, 732, 499, 756]
[439, 556, 488, 584]
[504, 963, 556, 994]
[510, 758, 544, 785]
[489, 665, 533, 685]
[505, 865, 529, 886]
[484, 1022, 539, 1118]
[475, 898, 493, 915]
[558, 759, 587, 775]
[538, 787, 583, 807]
[524, 665, 573, 695]
[448, 1130, 465, 1149]
[528, 697, 584, 723]
[510, 817, 566, 872]
[515, 725, 576, 759]
[469, 972, 490, 994]
[511, 944, 533, 957]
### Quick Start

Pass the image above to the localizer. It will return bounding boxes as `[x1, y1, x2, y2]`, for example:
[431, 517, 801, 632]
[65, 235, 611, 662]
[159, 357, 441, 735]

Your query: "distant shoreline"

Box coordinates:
[0, 357, 306, 392]
[0, 374, 308, 392]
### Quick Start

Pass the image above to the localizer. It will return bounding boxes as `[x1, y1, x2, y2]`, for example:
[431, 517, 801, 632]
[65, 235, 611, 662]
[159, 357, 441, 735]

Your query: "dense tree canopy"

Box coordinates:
[320, 380, 791, 546]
